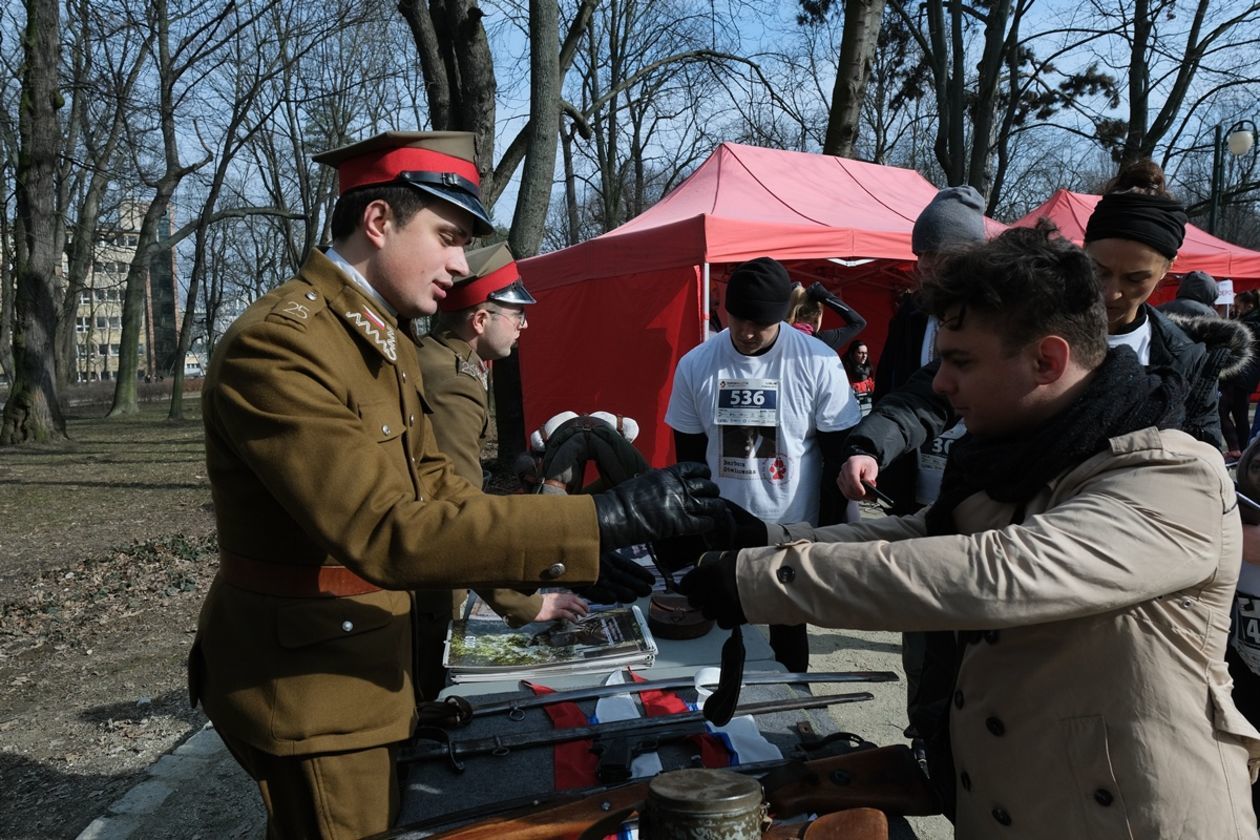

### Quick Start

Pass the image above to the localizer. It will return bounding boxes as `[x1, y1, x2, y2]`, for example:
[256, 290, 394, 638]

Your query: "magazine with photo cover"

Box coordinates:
[443, 605, 657, 682]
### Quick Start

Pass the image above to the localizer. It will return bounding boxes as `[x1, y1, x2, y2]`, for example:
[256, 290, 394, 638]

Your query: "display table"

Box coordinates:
[389, 603, 903, 836]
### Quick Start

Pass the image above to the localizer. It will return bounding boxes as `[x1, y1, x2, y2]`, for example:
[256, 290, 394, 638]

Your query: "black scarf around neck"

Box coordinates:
[925, 347, 1186, 536]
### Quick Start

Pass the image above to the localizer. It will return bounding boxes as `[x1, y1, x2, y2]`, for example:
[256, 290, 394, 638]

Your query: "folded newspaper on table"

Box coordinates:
[443, 605, 657, 683]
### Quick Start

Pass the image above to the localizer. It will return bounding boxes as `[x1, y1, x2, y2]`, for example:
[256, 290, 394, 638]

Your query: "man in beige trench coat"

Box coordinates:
[681, 222, 1260, 839]
[190, 131, 723, 840]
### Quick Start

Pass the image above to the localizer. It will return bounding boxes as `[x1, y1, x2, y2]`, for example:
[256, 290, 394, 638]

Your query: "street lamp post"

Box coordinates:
[1209, 119, 1258, 236]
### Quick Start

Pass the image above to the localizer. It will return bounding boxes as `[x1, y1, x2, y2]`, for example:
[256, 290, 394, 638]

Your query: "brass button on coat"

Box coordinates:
[541, 562, 566, 580]
[381, 425, 391, 436]
[305, 291, 318, 301]
[341, 620, 354, 632]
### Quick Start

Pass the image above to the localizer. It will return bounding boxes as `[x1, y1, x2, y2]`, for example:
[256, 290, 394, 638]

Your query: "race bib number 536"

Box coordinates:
[715, 378, 779, 426]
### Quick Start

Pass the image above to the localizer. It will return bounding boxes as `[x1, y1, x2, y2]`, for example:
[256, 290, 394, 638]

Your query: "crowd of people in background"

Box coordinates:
[189, 126, 1260, 839]
[680, 158, 1260, 836]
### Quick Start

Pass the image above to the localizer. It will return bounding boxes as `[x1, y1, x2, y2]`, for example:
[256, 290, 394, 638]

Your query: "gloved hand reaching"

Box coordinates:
[806, 281, 835, 304]
[706, 497, 771, 551]
[677, 550, 747, 629]
[575, 551, 656, 604]
[593, 462, 723, 549]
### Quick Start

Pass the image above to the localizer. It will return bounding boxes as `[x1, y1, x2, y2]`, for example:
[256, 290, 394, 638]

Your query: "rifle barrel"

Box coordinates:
[400, 691, 874, 765]
[467, 670, 898, 721]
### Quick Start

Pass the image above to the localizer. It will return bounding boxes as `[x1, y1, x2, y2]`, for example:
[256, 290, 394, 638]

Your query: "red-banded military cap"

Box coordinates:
[312, 131, 493, 236]
[439, 242, 537, 311]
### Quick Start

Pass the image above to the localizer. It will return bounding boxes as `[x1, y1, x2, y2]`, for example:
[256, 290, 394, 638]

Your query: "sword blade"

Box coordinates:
[468, 670, 898, 720]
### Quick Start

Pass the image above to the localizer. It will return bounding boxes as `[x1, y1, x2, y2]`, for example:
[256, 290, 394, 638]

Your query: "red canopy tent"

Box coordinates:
[516, 142, 1002, 466]
[1012, 189, 1260, 305]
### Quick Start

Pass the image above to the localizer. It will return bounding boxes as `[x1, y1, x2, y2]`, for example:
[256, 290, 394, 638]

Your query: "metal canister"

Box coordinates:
[639, 768, 765, 839]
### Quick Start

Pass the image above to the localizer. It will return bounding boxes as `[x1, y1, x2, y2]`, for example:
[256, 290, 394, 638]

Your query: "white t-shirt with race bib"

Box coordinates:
[665, 325, 860, 525]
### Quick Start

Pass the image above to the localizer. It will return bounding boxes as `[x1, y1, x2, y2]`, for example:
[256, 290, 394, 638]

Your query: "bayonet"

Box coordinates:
[401, 691, 873, 773]
[468, 670, 898, 721]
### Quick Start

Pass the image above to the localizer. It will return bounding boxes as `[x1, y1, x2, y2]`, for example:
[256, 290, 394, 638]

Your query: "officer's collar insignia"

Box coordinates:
[345, 305, 398, 362]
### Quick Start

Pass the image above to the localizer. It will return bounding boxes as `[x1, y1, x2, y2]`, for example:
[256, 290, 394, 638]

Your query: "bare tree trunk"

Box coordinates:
[397, 0, 451, 130]
[823, 0, 886, 158]
[509, 0, 560, 258]
[2, 0, 66, 444]
[966, 0, 1013, 201]
[57, 0, 150, 392]
[1121, 0, 1152, 166]
[561, 122, 580, 246]
[0, 173, 15, 383]
[109, 0, 218, 416]
[497, 0, 561, 465]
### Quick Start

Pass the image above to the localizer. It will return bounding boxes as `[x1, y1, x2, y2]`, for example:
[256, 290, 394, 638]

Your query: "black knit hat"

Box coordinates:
[725, 257, 792, 324]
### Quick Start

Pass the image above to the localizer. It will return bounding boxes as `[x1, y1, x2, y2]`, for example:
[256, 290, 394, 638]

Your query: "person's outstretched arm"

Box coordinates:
[807, 282, 867, 350]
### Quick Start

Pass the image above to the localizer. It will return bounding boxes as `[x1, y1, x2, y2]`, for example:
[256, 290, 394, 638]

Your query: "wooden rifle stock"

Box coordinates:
[762, 808, 889, 840]
[408, 746, 938, 839]
[763, 745, 941, 818]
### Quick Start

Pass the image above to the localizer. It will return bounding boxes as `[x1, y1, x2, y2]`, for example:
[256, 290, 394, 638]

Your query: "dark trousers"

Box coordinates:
[769, 623, 810, 672]
[1227, 645, 1260, 819]
[1220, 381, 1253, 452]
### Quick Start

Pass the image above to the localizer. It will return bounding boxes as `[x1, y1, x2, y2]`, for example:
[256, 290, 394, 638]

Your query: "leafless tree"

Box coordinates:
[108, 0, 271, 417]
[2, 0, 65, 443]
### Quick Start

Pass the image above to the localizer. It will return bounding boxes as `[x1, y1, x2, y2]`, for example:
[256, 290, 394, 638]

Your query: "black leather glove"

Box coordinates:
[706, 498, 771, 551]
[677, 551, 747, 629]
[806, 281, 833, 304]
[592, 462, 723, 549]
[651, 533, 708, 574]
[575, 551, 656, 604]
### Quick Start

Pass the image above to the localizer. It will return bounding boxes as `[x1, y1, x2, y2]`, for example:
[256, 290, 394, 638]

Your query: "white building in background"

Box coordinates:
[74, 202, 179, 382]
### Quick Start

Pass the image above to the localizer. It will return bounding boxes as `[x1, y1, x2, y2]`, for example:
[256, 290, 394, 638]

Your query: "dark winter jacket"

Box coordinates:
[845, 305, 1250, 476]
[1158, 271, 1220, 319]
[1224, 310, 1260, 391]
[872, 293, 929, 402]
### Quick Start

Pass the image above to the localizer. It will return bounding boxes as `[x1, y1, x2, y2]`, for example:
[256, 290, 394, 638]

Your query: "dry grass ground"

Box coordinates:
[0, 399, 219, 839]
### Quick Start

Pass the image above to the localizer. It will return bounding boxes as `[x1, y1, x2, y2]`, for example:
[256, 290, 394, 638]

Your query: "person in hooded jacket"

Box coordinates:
[1223, 289, 1260, 456]
[1158, 270, 1220, 319]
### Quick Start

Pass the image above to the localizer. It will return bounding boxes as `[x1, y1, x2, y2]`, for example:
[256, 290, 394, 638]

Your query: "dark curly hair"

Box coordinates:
[920, 220, 1108, 367]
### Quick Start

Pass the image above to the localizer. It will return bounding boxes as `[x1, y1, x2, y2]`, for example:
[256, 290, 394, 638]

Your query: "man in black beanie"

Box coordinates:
[665, 257, 862, 670]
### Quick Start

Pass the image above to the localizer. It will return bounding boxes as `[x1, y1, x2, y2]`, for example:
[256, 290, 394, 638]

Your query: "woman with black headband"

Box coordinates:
[1082, 159, 1249, 446]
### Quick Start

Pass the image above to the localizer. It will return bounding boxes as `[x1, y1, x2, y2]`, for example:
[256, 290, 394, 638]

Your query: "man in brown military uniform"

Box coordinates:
[189, 131, 722, 839]
[413, 243, 587, 698]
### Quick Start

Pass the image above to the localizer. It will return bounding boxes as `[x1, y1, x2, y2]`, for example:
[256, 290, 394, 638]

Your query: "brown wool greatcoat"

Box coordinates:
[190, 250, 598, 757]
[745, 428, 1260, 839]
[414, 328, 544, 628]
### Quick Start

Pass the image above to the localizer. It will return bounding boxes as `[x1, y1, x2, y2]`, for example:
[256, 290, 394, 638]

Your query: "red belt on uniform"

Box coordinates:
[218, 550, 382, 598]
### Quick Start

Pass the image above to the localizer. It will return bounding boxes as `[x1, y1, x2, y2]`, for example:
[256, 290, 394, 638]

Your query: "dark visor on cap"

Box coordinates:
[488, 279, 537, 306]
[398, 171, 494, 237]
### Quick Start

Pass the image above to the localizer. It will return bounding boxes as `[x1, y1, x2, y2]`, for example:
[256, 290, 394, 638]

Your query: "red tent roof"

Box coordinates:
[523, 142, 1004, 291]
[1013, 188, 1260, 281]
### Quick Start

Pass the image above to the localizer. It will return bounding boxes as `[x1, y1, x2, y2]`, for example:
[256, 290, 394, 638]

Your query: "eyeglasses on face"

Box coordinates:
[485, 308, 527, 327]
